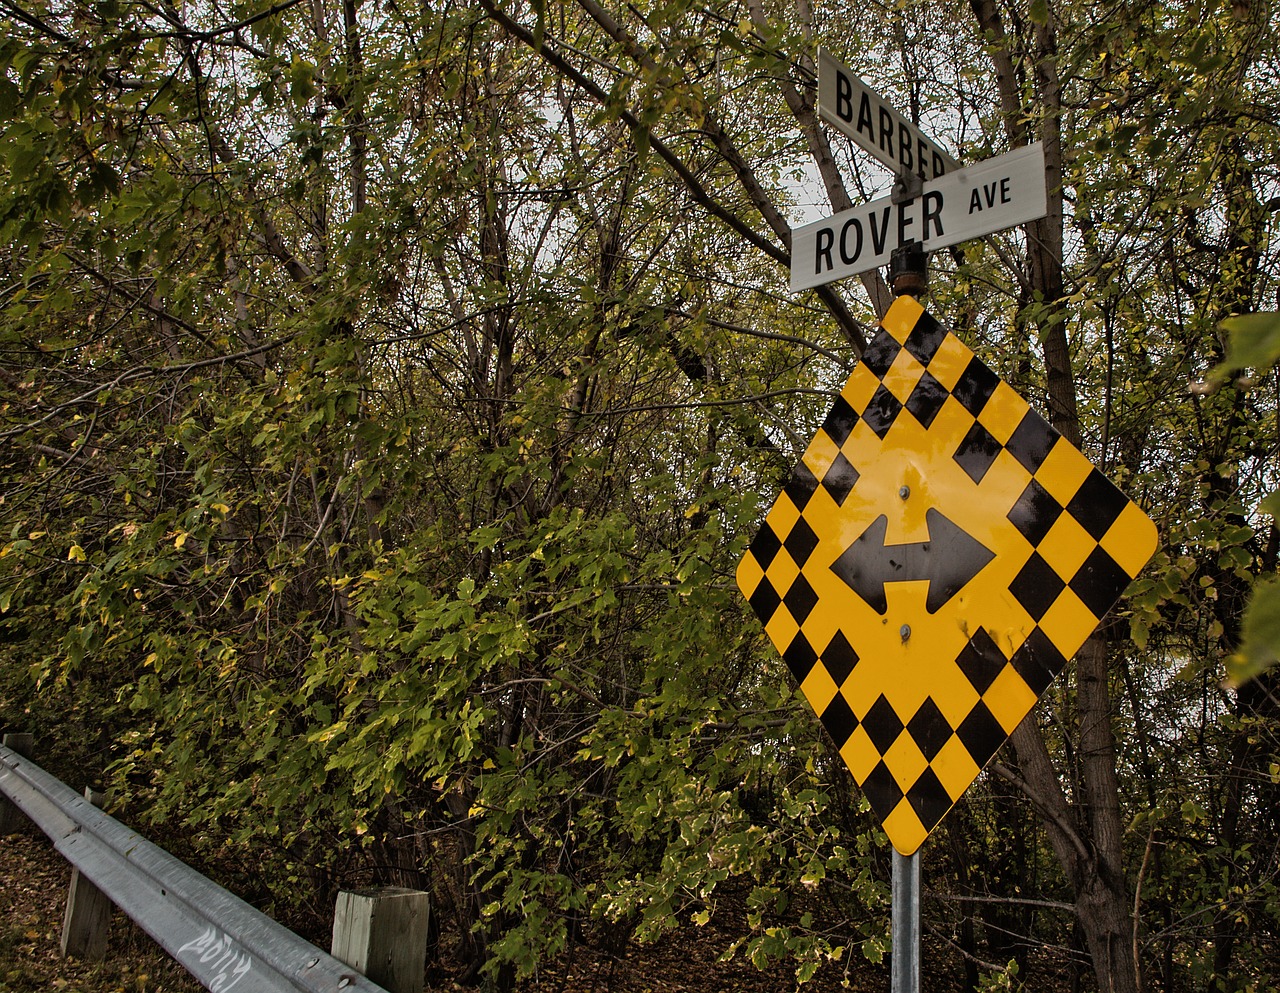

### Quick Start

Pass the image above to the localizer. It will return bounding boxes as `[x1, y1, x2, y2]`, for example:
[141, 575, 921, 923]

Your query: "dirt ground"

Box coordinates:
[0, 824, 936, 993]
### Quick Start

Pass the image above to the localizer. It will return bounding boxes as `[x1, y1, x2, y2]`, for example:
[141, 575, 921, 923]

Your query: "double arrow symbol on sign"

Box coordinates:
[830, 508, 994, 615]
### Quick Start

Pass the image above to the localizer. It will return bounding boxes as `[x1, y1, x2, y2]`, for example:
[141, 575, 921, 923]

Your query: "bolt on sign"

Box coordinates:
[736, 297, 1158, 855]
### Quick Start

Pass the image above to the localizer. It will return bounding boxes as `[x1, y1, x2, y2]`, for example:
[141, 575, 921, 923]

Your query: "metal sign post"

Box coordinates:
[891, 850, 921, 993]
[737, 46, 1159, 993]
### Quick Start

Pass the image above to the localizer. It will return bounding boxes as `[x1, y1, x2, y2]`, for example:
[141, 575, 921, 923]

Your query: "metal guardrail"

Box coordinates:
[0, 743, 389, 993]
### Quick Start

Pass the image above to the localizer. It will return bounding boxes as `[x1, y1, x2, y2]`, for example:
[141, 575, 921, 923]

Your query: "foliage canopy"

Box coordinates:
[1, 0, 1278, 990]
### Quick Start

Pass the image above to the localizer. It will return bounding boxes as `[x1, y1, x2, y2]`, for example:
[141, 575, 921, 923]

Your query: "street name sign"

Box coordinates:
[817, 48, 959, 181]
[735, 297, 1158, 855]
[791, 143, 1048, 291]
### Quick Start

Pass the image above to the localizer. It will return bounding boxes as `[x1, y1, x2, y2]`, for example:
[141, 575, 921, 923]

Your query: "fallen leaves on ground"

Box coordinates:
[0, 830, 202, 993]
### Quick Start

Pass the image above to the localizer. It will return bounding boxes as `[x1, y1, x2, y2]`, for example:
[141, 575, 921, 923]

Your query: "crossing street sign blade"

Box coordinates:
[790, 144, 1048, 292]
[817, 48, 959, 181]
[736, 298, 1158, 855]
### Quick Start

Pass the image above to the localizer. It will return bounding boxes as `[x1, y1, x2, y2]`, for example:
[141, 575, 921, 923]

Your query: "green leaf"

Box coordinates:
[1226, 576, 1280, 686]
[1210, 312, 1280, 382]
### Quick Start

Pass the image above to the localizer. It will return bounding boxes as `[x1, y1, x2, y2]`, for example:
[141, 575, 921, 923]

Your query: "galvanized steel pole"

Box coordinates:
[890, 850, 921, 993]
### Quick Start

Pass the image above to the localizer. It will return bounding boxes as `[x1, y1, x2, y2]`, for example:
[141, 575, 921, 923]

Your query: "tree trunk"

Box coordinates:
[967, 3, 1139, 988]
[1074, 636, 1141, 993]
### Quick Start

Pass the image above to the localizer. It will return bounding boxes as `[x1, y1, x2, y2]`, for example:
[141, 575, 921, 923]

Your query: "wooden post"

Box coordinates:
[0, 732, 35, 834]
[331, 887, 430, 993]
[61, 787, 113, 960]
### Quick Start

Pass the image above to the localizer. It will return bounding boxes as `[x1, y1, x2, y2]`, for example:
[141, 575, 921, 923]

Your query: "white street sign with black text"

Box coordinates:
[790, 143, 1048, 291]
[817, 48, 959, 181]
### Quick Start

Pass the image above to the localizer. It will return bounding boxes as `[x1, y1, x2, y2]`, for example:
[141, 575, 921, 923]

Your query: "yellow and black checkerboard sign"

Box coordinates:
[736, 297, 1157, 855]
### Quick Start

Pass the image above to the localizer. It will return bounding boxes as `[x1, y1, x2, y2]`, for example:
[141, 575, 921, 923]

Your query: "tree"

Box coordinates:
[0, 1, 882, 985]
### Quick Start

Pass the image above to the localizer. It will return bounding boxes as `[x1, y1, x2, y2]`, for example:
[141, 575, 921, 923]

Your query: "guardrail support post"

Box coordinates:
[0, 733, 35, 834]
[331, 887, 430, 993]
[61, 787, 114, 960]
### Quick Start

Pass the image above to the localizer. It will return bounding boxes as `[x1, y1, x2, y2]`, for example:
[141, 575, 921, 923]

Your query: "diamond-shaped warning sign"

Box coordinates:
[736, 297, 1158, 855]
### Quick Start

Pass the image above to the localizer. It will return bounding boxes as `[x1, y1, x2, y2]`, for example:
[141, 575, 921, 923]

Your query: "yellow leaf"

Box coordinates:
[67, 544, 85, 562]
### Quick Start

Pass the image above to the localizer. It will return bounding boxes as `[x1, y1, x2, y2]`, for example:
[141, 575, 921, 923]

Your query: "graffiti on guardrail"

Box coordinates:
[178, 926, 254, 991]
